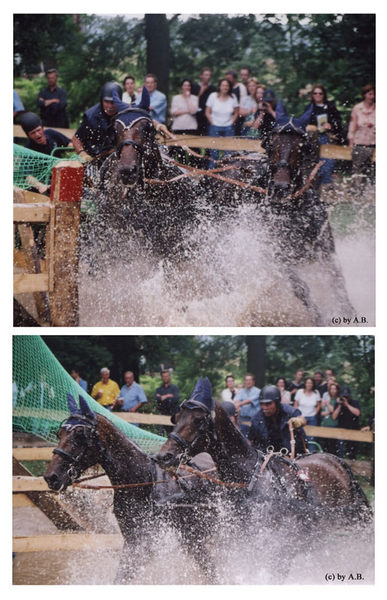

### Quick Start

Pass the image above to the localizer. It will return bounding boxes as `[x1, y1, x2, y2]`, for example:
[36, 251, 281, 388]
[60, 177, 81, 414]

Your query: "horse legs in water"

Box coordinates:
[288, 268, 324, 326]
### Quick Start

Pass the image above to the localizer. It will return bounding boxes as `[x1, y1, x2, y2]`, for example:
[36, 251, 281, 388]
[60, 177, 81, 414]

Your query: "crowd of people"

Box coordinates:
[14, 65, 375, 188]
[70, 364, 373, 461]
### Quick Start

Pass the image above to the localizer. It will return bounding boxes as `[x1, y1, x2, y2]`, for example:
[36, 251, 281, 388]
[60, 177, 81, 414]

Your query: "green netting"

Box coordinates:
[12, 336, 166, 454]
[13, 143, 79, 190]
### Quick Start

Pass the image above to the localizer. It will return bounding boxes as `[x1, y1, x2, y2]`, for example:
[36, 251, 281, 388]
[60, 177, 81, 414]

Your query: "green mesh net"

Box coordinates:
[12, 336, 166, 454]
[13, 143, 79, 190]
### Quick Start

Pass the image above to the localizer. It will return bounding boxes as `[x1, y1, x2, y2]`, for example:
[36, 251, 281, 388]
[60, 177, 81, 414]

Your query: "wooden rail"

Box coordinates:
[13, 533, 123, 553]
[14, 124, 371, 161]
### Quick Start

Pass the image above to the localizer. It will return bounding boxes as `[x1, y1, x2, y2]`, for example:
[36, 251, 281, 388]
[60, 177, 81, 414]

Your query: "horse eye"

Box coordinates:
[193, 416, 205, 426]
[73, 429, 86, 442]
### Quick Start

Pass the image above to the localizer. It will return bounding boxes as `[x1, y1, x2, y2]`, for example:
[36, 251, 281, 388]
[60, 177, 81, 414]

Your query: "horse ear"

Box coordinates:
[275, 99, 288, 123]
[136, 87, 150, 111]
[191, 377, 204, 397]
[294, 103, 314, 130]
[67, 393, 78, 414]
[79, 395, 94, 419]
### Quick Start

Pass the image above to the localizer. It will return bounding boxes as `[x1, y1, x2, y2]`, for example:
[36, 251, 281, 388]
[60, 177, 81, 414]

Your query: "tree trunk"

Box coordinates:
[144, 14, 169, 96]
[246, 336, 266, 388]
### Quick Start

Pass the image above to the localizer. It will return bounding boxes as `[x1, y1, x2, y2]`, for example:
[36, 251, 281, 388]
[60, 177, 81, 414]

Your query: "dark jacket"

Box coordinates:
[74, 103, 117, 156]
[249, 403, 305, 454]
[155, 383, 180, 416]
[306, 100, 344, 143]
[37, 86, 69, 128]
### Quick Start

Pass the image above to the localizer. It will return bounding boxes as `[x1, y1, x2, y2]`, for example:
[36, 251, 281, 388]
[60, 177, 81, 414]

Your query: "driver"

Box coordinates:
[248, 385, 306, 455]
[20, 111, 72, 155]
[72, 81, 123, 163]
[72, 81, 175, 164]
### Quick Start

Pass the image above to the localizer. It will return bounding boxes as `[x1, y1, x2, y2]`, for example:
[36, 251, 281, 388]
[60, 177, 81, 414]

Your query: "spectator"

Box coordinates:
[225, 69, 246, 136]
[249, 385, 306, 455]
[171, 79, 198, 135]
[347, 84, 375, 187]
[155, 370, 180, 435]
[234, 373, 261, 438]
[251, 88, 277, 144]
[332, 386, 361, 459]
[70, 367, 87, 392]
[275, 377, 291, 405]
[37, 68, 69, 128]
[113, 371, 147, 424]
[122, 75, 137, 104]
[13, 90, 24, 119]
[314, 370, 328, 399]
[221, 374, 237, 403]
[144, 73, 167, 123]
[239, 67, 251, 89]
[91, 367, 120, 410]
[294, 377, 321, 452]
[239, 78, 259, 136]
[320, 381, 340, 453]
[305, 84, 344, 187]
[72, 81, 123, 162]
[288, 369, 305, 404]
[205, 78, 239, 168]
[191, 67, 216, 135]
[325, 367, 336, 382]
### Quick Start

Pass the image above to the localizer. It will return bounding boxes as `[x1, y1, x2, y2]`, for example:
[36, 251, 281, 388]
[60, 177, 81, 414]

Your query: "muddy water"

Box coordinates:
[79, 186, 375, 327]
[13, 503, 374, 585]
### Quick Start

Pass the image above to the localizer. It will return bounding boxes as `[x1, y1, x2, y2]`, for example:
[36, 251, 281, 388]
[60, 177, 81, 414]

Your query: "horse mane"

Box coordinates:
[96, 413, 148, 458]
[214, 403, 253, 457]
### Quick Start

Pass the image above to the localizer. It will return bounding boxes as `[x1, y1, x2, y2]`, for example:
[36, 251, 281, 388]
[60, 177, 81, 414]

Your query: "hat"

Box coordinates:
[259, 384, 281, 404]
[20, 112, 41, 134]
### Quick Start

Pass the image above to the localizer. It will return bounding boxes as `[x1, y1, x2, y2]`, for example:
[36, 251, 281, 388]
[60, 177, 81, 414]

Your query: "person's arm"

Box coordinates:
[71, 134, 93, 162]
[231, 105, 239, 125]
[342, 399, 360, 417]
[205, 105, 213, 125]
[347, 106, 358, 148]
[332, 402, 341, 421]
[151, 92, 167, 122]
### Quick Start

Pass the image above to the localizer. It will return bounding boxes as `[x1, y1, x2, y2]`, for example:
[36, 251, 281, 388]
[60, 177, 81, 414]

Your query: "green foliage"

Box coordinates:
[14, 14, 374, 128]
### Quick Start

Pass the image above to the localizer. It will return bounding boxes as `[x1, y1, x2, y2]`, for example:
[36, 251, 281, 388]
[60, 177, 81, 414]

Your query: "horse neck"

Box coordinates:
[96, 416, 152, 487]
[208, 408, 259, 483]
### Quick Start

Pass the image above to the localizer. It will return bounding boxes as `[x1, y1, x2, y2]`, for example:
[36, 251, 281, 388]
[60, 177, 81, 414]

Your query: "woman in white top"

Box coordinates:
[122, 75, 136, 105]
[170, 79, 199, 134]
[205, 78, 239, 166]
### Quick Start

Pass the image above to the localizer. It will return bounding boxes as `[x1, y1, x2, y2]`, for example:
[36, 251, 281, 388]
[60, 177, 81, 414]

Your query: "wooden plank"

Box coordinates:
[13, 204, 51, 223]
[12, 458, 85, 531]
[16, 224, 49, 322]
[14, 273, 49, 294]
[13, 188, 50, 204]
[304, 425, 373, 443]
[116, 412, 172, 425]
[13, 447, 55, 461]
[14, 124, 75, 139]
[166, 135, 264, 152]
[13, 407, 68, 421]
[13, 476, 52, 492]
[13, 533, 123, 553]
[13, 493, 35, 508]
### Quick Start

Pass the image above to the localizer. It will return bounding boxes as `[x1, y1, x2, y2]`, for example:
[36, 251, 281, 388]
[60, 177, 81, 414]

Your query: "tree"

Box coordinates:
[144, 14, 170, 95]
[246, 336, 266, 387]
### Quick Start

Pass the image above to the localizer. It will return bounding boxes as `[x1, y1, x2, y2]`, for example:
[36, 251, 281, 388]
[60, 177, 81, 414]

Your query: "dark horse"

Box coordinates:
[43, 394, 220, 584]
[154, 379, 371, 525]
[89, 88, 201, 261]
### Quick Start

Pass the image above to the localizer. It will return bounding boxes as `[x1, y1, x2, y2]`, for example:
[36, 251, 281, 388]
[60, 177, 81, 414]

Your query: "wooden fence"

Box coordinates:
[13, 161, 83, 326]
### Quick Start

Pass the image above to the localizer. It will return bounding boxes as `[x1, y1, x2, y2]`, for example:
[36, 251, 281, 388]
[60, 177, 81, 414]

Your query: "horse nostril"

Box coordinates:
[44, 472, 60, 490]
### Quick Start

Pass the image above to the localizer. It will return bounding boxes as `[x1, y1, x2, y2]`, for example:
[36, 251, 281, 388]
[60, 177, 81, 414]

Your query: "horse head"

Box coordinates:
[43, 393, 102, 491]
[268, 101, 313, 196]
[154, 377, 216, 468]
[113, 87, 160, 186]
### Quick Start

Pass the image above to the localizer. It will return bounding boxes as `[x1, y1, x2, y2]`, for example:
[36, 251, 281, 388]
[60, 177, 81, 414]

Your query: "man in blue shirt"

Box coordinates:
[113, 371, 147, 425]
[144, 74, 167, 123]
[234, 373, 261, 438]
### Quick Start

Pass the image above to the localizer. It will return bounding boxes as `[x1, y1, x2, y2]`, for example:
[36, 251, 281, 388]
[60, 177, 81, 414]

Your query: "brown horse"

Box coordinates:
[155, 401, 371, 524]
[43, 394, 219, 584]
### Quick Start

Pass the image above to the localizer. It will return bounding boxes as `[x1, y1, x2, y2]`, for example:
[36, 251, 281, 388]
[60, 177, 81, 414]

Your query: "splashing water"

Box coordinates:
[13, 490, 374, 585]
[78, 181, 374, 327]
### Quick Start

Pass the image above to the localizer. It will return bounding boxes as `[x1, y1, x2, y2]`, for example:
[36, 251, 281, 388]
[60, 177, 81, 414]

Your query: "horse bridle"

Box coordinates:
[114, 107, 155, 159]
[168, 400, 216, 463]
[53, 413, 102, 483]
